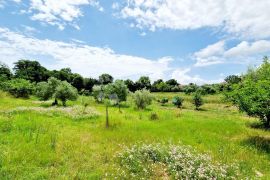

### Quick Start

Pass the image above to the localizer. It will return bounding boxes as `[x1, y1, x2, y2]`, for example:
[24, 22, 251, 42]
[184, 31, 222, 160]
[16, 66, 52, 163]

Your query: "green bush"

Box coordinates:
[193, 92, 203, 110]
[132, 89, 153, 109]
[4, 79, 33, 98]
[172, 96, 184, 108]
[158, 97, 169, 106]
[55, 81, 78, 106]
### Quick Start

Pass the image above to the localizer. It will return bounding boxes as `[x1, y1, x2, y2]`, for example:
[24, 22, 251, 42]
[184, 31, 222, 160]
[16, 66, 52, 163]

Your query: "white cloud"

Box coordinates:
[171, 68, 222, 85]
[28, 0, 103, 30]
[194, 40, 270, 66]
[0, 27, 172, 80]
[119, 0, 270, 39]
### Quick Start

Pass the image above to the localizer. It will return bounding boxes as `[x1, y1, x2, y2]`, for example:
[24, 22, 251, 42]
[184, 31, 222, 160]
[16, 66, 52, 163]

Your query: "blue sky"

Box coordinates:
[0, 0, 270, 84]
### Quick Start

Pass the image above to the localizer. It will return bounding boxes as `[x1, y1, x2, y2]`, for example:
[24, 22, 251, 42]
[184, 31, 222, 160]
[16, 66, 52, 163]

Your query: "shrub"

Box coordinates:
[149, 112, 159, 120]
[158, 97, 168, 106]
[36, 82, 52, 101]
[4, 79, 33, 98]
[132, 89, 153, 109]
[55, 81, 78, 106]
[172, 96, 184, 108]
[112, 144, 240, 179]
[193, 92, 203, 110]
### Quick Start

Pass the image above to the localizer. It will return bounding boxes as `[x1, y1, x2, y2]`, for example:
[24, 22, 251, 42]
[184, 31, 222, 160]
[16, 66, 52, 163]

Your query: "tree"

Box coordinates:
[132, 89, 153, 109]
[71, 73, 84, 91]
[4, 79, 33, 98]
[92, 85, 104, 103]
[0, 62, 12, 80]
[136, 76, 151, 90]
[229, 57, 270, 127]
[225, 75, 242, 84]
[99, 74, 113, 85]
[36, 82, 52, 101]
[183, 83, 198, 94]
[193, 92, 203, 110]
[124, 79, 137, 92]
[84, 78, 99, 92]
[172, 96, 184, 108]
[55, 81, 78, 106]
[13, 60, 49, 82]
[166, 79, 178, 86]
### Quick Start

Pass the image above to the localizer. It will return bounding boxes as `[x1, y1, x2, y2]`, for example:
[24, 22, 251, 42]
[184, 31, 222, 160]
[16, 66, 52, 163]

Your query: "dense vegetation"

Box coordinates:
[0, 57, 270, 179]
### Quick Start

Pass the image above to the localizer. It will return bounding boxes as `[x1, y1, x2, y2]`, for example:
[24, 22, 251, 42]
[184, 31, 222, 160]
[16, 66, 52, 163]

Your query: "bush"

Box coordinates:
[158, 97, 169, 106]
[36, 82, 52, 101]
[55, 81, 78, 106]
[4, 79, 33, 98]
[193, 92, 203, 110]
[149, 112, 159, 120]
[132, 89, 153, 109]
[172, 96, 184, 108]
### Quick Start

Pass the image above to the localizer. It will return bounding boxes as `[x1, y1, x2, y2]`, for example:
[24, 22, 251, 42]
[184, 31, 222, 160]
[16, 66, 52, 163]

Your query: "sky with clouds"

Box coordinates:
[0, 0, 270, 84]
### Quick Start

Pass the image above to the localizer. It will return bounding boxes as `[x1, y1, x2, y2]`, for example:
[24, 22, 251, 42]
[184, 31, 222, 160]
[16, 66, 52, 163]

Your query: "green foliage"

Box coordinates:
[4, 79, 33, 98]
[55, 81, 78, 106]
[158, 97, 169, 106]
[13, 60, 49, 82]
[104, 80, 128, 103]
[225, 75, 242, 84]
[132, 89, 153, 109]
[124, 79, 137, 92]
[172, 96, 184, 108]
[99, 73, 113, 85]
[183, 83, 198, 94]
[136, 76, 151, 90]
[193, 92, 203, 110]
[71, 73, 84, 91]
[92, 85, 104, 103]
[35, 77, 61, 101]
[228, 57, 270, 127]
[0, 62, 12, 80]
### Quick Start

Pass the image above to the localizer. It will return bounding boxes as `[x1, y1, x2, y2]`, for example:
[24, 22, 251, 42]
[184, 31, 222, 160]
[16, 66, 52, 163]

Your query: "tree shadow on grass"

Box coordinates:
[246, 121, 270, 131]
[243, 136, 270, 154]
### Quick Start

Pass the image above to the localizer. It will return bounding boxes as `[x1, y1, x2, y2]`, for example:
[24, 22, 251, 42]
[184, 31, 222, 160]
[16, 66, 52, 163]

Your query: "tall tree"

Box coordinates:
[99, 73, 113, 85]
[136, 76, 151, 90]
[0, 62, 12, 79]
[71, 73, 84, 91]
[13, 60, 49, 82]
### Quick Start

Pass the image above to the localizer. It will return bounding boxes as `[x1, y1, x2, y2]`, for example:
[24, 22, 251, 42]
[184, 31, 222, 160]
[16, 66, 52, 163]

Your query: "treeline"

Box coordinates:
[0, 59, 240, 95]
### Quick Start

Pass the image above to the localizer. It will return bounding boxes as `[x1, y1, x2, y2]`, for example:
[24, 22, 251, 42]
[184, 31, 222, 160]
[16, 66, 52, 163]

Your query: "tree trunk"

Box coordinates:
[118, 103, 122, 113]
[106, 105, 109, 128]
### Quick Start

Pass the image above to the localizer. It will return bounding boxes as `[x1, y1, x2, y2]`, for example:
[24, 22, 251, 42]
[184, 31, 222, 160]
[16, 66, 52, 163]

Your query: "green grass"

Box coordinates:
[0, 91, 270, 179]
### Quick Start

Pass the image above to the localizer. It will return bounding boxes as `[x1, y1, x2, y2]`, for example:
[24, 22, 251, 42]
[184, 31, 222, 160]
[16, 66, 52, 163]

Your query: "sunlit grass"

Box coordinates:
[0, 91, 270, 179]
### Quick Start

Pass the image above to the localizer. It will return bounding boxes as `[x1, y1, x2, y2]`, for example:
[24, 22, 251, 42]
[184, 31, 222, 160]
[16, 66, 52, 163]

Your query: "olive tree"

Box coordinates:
[172, 96, 184, 108]
[132, 89, 153, 109]
[55, 81, 78, 106]
[229, 57, 270, 127]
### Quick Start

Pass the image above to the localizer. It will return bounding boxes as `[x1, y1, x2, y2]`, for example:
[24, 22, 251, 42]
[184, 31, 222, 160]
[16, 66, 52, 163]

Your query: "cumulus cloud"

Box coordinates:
[194, 40, 270, 66]
[0, 27, 173, 80]
[28, 0, 103, 30]
[171, 68, 222, 85]
[119, 0, 270, 39]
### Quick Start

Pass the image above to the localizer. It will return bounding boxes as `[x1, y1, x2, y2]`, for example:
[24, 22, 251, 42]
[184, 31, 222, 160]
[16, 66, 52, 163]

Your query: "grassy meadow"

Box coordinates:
[0, 91, 270, 179]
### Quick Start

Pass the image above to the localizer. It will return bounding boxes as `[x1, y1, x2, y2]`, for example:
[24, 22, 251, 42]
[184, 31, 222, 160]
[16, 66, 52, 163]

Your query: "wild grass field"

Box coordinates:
[0, 91, 270, 179]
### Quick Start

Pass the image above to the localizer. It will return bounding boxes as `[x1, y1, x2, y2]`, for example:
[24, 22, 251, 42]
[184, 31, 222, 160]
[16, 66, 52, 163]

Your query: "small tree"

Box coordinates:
[229, 57, 270, 127]
[92, 85, 104, 103]
[172, 96, 184, 108]
[55, 81, 78, 106]
[193, 93, 203, 110]
[132, 89, 153, 109]
[104, 80, 128, 112]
